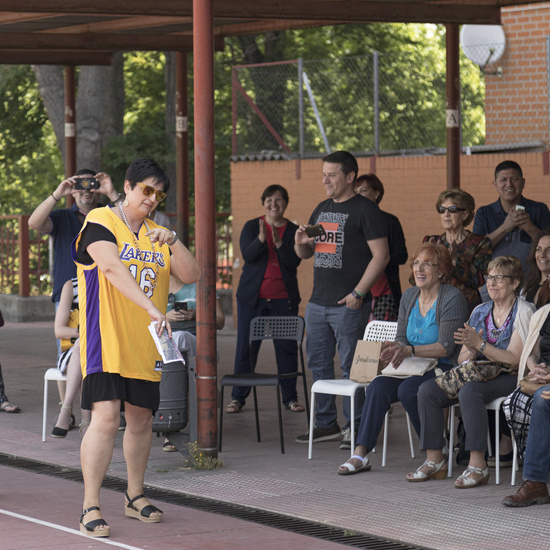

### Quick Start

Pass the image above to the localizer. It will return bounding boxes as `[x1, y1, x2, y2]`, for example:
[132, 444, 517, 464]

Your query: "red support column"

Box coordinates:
[176, 52, 190, 247]
[64, 66, 76, 207]
[193, 0, 218, 457]
[446, 25, 461, 189]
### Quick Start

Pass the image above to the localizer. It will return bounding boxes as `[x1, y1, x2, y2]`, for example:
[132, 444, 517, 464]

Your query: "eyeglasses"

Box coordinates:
[410, 260, 439, 270]
[136, 182, 166, 203]
[437, 206, 466, 214]
[485, 274, 513, 284]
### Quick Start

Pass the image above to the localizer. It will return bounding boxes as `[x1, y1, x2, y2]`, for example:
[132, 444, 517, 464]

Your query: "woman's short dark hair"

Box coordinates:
[75, 168, 97, 176]
[125, 158, 170, 194]
[261, 184, 289, 204]
[522, 230, 550, 299]
[355, 174, 384, 204]
[411, 243, 453, 283]
[488, 255, 523, 292]
[435, 189, 475, 227]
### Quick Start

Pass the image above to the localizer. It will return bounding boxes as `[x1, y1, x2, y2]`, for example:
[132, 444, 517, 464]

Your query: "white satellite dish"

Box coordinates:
[460, 25, 506, 68]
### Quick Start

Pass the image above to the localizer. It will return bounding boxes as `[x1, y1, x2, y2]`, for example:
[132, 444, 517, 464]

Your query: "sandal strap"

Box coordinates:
[462, 466, 484, 477]
[350, 454, 366, 461]
[126, 492, 146, 510]
[81, 506, 100, 519]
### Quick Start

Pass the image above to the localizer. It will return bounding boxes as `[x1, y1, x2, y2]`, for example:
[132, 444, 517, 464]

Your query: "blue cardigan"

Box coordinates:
[236, 217, 301, 309]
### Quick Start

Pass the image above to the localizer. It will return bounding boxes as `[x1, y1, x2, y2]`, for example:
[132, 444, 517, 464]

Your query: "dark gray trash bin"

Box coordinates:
[152, 351, 188, 433]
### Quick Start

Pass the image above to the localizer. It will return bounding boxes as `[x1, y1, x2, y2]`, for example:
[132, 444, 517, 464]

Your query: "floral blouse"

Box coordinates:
[414, 231, 492, 313]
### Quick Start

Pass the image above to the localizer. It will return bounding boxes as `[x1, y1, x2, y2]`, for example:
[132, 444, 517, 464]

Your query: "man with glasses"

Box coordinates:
[294, 151, 389, 447]
[474, 160, 550, 274]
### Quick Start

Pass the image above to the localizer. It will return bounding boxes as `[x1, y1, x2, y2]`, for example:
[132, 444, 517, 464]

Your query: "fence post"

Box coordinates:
[547, 36, 550, 144]
[18, 215, 30, 297]
[298, 57, 304, 159]
[374, 50, 380, 156]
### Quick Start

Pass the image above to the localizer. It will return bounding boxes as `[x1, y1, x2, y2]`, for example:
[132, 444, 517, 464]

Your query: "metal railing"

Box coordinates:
[0, 213, 233, 296]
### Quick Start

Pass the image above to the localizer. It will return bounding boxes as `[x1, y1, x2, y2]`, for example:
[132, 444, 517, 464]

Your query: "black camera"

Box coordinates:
[174, 302, 188, 312]
[305, 224, 326, 238]
[74, 176, 100, 190]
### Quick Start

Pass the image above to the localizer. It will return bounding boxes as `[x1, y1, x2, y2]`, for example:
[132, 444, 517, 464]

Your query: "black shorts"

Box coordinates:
[81, 372, 160, 412]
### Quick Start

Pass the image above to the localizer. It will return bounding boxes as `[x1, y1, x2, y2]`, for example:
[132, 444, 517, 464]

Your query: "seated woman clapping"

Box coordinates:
[408, 256, 534, 488]
[337, 243, 468, 475]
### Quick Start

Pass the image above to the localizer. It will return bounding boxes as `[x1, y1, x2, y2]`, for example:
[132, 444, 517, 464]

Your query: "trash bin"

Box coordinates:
[152, 351, 188, 433]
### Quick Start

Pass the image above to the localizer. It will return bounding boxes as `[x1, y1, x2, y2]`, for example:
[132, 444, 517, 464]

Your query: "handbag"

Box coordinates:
[519, 373, 547, 396]
[380, 357, 437, 379]
[435, 360, 506, 399]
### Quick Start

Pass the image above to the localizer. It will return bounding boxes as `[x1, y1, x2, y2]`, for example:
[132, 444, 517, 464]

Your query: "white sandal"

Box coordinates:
[454, 466, 489, 488]
[406, 459, 447, 482]
[337, 454, 371, 476]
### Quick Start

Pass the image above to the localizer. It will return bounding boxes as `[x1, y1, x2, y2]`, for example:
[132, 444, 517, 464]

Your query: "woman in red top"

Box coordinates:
[226, 185, 303, 414]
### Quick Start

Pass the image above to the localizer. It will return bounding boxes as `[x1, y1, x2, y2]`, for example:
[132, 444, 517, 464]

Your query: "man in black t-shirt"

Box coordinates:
[294, 151, 389, 447]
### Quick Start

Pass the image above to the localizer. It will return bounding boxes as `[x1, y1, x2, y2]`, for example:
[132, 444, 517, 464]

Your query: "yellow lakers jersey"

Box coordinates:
[72, 206, 170, 382]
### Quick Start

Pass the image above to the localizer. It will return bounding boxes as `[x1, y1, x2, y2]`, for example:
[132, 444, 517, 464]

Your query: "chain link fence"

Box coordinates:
[232, 53, 482, 157]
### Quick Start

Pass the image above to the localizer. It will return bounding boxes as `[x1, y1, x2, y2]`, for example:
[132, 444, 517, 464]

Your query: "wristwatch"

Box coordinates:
[479, 340, 487, 353]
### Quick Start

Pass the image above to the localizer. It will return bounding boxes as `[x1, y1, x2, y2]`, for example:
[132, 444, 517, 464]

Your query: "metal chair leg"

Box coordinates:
[276, 386, 285, 454]
[253, 386, 261, 442]
[218, 386, 225, 452]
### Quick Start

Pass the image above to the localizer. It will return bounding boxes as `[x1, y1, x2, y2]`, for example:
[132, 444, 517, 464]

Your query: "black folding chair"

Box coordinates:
[219, 315, 309, 454]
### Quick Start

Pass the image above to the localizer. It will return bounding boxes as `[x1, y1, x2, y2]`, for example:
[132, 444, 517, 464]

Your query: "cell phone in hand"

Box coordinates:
[515, 205, 525, 211]
[305, 224, 326, 238]
[74, 176, 100, 190]
[174, 301, 188, 312]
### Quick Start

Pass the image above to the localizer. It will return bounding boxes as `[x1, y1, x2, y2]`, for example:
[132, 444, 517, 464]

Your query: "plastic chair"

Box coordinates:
[308, 320, 411, 461]
[42, 368, 67, 442]
[219, 316, 309, 454]
[447, 398, 518, 485]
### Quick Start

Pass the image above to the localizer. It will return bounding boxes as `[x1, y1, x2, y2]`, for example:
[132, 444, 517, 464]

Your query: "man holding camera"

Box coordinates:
[474, 160, 550, 273]
[294, 151, 389, 447]
[28, 170, 120, 306]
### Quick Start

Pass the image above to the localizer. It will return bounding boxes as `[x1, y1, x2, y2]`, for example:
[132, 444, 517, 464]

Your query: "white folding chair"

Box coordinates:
[309, 320, 409, 460]
[447, 398, 518, 485]
[42, 368, 67, 442]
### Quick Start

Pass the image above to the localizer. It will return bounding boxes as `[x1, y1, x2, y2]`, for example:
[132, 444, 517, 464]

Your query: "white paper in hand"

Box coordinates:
[148, 322, 184, 364]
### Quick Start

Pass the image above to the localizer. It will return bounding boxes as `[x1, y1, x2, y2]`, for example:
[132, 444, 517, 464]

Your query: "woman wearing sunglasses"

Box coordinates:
[420, 189, 492, 314]
[72, 158, 200, 537]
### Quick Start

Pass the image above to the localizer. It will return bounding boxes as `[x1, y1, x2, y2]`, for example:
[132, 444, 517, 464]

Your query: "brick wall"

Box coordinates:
[230, 152, 550, 323]
[485, 4, 550, 144]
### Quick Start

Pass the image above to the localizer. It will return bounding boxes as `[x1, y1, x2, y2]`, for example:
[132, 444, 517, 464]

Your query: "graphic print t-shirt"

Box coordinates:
[308, 194, 387, 306]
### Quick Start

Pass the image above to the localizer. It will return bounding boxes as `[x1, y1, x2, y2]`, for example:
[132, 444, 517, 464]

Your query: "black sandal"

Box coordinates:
[80, 506, 110, 538]
[124, 491, 163, 523]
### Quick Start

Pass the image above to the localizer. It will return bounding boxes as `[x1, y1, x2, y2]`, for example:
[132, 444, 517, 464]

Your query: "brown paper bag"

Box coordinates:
[349, 340, 387, 383]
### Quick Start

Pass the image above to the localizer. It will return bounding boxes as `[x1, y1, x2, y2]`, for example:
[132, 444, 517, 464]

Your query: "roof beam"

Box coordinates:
[0, 32, 195, 51]
[0, 0, 503, 24]
[0, 50, 114, 65]
[41, 16, 193, 34]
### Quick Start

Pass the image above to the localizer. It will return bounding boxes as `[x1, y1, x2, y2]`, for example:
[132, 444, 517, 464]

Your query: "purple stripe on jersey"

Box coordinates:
[84, 268, 103, 375]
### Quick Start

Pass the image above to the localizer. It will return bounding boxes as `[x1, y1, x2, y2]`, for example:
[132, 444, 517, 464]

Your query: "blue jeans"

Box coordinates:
[523, 385, 550, 483]
[231, 298, 299, 407]
[305, 301, 370, 430]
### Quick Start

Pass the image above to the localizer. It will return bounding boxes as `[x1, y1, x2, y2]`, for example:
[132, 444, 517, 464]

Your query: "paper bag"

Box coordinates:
[349, 340, 387, 383]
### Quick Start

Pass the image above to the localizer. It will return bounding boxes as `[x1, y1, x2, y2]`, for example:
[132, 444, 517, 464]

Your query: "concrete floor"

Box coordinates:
[1, 318, 550, 549]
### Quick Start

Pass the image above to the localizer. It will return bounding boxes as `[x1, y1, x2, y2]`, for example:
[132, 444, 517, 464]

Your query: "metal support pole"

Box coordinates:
[193, 0, 218, 456]
[547, 36, 550, 144]
[64, 66, 76, 207]
[374, 51, 380, 156]
[446, 24, 461, 189]
[176, 52, 190, 247]
[298, 57, 304, 158]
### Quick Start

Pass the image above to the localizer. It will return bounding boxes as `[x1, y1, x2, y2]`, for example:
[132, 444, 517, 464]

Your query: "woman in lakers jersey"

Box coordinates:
[72, 158, 200, 537]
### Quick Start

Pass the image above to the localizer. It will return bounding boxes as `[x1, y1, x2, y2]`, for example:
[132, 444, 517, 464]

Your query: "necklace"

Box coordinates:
[118, 203, 160, 291]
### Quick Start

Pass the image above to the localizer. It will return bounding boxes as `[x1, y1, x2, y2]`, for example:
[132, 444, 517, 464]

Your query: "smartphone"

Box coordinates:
[515, 205, 525, 211]
[174, 301, 188, 312]
[305, 224, 326, 238]
[74, 176, 100, 190]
